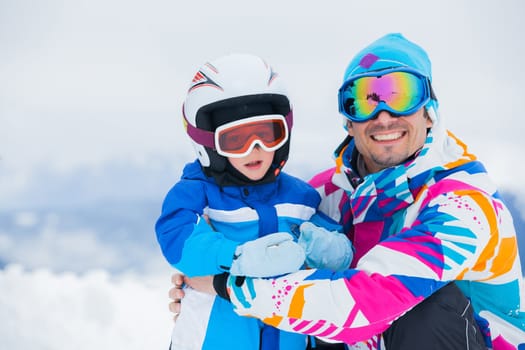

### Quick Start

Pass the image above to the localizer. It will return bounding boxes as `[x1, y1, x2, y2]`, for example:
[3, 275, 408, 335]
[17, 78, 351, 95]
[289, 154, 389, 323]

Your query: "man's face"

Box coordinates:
[347, 108, 433, 173]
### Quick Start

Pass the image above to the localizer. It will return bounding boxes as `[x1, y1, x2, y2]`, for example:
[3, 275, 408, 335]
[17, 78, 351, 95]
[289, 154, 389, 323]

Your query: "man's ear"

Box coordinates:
[346, 120, 355, 136]
[426, 118, 433, 128]
[424, 108, 434, 128]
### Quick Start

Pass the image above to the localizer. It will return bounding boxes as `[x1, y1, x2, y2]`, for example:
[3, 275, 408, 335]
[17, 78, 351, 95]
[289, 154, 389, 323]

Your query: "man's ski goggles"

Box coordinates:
[338, 69, 431, 122]
[183, 112, 292, 159]
[214, 115, 289, 158]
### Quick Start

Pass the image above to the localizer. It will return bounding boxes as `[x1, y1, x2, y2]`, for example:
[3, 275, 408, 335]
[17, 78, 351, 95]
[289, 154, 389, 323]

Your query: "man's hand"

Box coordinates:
[168, 274, 185, 322]
[169, 273, 217, 322]
[184, 275, 216, 294]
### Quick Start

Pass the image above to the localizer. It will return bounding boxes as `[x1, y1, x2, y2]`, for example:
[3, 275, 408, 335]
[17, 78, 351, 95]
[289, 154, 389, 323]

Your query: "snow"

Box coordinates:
[0, 264, 173, 349]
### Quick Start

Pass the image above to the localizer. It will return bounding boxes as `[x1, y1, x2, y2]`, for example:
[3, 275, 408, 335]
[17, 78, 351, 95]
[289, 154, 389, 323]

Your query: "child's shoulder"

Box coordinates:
[278, 171, 312, 187]
[180, 160, 207, 180]
[170, 161, 210, 192]
[277, 172, 320, 199]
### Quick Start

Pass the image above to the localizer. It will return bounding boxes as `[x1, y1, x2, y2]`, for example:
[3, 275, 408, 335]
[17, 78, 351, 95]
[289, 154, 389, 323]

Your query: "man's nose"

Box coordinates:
[371, 110, 397, 122]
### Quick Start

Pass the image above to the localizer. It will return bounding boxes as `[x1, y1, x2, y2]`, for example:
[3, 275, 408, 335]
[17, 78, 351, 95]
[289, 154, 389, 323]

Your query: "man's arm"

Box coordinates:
[211, 188, 505, 344]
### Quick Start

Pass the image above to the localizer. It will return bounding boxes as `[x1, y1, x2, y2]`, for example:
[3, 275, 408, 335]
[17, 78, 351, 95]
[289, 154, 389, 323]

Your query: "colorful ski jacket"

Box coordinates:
[155, 159, 336, 350]
[224, 122, 525, 349]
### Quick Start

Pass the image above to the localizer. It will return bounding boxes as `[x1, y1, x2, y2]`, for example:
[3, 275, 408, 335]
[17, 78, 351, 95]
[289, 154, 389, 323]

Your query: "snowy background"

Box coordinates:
[1, 0, 525, 349]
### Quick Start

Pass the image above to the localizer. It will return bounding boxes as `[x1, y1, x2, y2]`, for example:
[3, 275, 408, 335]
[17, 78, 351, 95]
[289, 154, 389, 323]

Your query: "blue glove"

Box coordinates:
[230, 232, 306, 277]
[298, 222, 353, 271]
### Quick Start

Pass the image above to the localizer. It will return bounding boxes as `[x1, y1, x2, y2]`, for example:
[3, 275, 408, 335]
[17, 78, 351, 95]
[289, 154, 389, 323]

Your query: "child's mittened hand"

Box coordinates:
[298, 222, 353, 271]
[230, 232, 306, 277]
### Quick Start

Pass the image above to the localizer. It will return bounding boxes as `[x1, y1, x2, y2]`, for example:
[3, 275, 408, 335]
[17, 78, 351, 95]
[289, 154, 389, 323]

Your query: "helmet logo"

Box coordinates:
[268, 68, 278, 86]
[189, 70, 223, 92]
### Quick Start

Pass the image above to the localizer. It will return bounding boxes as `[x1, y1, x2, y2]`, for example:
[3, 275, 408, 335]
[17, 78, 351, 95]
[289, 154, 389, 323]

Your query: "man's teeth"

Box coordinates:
[373, 132, 403, 141]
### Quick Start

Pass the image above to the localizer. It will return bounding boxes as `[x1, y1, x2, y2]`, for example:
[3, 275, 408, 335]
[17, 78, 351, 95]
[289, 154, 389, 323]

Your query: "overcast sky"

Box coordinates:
[1, 0, 525, 204]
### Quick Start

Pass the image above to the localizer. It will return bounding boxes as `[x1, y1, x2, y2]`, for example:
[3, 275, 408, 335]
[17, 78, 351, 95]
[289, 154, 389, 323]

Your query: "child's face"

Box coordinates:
[227, 147, 275, 181]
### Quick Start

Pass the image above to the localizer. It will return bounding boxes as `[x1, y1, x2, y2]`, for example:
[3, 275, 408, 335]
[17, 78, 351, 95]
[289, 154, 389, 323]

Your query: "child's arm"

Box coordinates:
[155, 179, 238, 277]
[156, 179, 306, 278]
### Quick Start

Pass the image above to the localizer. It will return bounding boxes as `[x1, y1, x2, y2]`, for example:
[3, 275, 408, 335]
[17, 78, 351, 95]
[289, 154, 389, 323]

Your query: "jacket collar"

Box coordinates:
[331, 121, 477, 218]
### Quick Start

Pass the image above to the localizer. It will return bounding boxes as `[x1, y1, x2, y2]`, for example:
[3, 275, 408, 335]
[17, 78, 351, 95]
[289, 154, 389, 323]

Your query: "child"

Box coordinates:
[155, 53, 352, 350]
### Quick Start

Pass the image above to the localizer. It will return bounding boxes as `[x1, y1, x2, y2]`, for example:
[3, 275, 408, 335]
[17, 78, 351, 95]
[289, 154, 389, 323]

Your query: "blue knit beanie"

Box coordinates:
[342, 33, 439, 121]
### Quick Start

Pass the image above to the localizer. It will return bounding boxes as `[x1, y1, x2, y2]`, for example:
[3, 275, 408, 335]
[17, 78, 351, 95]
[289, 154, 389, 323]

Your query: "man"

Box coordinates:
[172, 33, 525, 349]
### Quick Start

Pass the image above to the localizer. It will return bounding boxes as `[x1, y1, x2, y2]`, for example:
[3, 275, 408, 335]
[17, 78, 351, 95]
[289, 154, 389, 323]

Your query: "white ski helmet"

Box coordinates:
[182, 53, 293, 185]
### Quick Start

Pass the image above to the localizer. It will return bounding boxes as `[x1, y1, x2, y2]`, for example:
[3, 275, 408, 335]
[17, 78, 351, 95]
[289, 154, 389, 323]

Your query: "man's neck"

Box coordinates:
[356, 153, 370, 178]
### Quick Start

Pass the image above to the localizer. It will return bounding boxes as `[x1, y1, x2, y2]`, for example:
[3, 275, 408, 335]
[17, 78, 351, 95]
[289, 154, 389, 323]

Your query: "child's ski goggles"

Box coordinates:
[338, 68, 432, 122]
[183, 112, 292, 158]
[214, 114, 289, 158]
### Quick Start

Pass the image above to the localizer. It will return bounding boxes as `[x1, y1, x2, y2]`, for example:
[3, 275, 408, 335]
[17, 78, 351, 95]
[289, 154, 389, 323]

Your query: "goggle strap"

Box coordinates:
[428, 80, 438, 101]
[183, 112, 216, 149]
[284, 110, 293, 133]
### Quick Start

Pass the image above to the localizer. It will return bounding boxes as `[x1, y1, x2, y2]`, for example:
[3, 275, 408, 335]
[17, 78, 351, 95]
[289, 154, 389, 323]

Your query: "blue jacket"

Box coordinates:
[156, 160, 334, 350]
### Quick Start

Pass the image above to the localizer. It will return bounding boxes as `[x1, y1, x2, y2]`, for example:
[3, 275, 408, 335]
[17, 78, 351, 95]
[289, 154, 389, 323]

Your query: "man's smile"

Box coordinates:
[370, 130, 406, 142]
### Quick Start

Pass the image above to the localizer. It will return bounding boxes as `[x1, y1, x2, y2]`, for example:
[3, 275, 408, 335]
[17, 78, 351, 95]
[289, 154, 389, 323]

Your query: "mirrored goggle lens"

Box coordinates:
[215, 115, 288, 157]
[339, 71, 429, 121]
